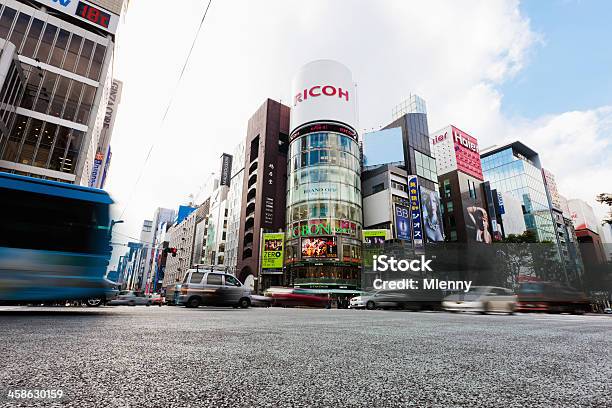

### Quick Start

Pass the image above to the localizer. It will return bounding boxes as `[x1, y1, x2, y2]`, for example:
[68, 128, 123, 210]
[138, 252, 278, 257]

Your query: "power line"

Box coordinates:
[118, 0, 214, 220]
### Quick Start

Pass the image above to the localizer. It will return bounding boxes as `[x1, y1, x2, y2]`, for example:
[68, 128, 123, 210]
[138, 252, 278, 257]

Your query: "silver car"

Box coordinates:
[178, 269, 251, 308]
[442, 286, 516, 314]
[108, 291, 153, 306]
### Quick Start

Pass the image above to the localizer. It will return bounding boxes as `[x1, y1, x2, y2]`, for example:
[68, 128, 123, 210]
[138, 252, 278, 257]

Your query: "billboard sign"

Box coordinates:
[88, 151, 104, 187]
[394, 204, 411, 241]
[262, 233, 284, 269]
[407, 176, 424, 248]
[301, 237, 338, 259]
[363, 229, 389, 245]
[420, 187, 444, 242]
[290, 60, 357, 135]
[34, 0, 119, 33]
[219, 153, 233, 187]
[452, 126, 483, 180]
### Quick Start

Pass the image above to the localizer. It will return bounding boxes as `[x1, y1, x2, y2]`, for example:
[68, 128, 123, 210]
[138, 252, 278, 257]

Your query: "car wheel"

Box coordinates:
[85, 298, 102, 307]
[128, 300, 136, 306]
[146, 301, 151, 307]
[480, 302, 489, 314]
[186, 297, 201, 308]
[238, 298, 251, 309]
[366, 301, 376, 310]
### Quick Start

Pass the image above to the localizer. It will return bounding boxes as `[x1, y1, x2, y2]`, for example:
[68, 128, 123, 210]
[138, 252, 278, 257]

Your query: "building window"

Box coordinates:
[372, 182, 385, 194]
[443, 179, 451, 198]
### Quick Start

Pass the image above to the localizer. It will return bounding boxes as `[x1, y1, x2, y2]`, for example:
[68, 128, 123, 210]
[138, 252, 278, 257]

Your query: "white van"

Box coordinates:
[178, 268, 251, 309]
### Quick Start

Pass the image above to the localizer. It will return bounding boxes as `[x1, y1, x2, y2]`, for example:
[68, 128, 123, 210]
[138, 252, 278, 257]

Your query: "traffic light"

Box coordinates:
[164, 247, 178, 257]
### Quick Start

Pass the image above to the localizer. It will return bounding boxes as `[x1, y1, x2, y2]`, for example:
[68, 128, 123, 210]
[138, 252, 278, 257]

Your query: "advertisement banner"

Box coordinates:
[219, 153, 233, 187]
[88, 152, 104, 187]
[301, 237, 337, 258]
[394, 204, 411, 241]
[452, 126, 483, 181]
[407, 176, 424, 248]
[363, 229, 388, 244]
[420, 187, 444, 242]
[262, 233, 284, 269]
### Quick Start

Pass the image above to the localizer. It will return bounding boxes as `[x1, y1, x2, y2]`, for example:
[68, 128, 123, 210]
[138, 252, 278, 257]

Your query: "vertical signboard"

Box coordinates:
[262, 232, 284, 270]
[394, 204, 411, 241]
[88, 151, 104, 187]
[219, 153, 233, 187]
[407, 175, 424, 248]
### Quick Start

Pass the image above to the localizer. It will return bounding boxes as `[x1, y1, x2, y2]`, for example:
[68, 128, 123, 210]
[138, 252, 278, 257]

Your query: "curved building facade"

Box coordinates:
[285, 60, 362, 288]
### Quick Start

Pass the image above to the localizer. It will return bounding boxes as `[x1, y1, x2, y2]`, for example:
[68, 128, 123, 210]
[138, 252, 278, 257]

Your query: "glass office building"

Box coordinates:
[0, 0, 122, 184]
[481, 141, 556, 243]
[285, 130, 363, 287]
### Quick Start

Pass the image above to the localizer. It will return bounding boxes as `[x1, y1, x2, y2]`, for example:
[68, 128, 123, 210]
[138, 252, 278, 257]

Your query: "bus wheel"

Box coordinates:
[86, 298, 102, 307]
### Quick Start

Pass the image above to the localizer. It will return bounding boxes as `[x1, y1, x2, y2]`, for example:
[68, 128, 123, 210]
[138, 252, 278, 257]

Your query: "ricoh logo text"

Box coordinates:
[294, 85, 349, 107]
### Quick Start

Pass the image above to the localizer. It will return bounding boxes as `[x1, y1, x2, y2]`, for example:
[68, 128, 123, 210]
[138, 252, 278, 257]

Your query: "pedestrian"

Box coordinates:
[174, 278, 181, 306]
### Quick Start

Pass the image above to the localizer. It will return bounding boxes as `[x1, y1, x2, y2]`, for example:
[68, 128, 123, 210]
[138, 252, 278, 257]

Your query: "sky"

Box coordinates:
[105, 0, 612, 267]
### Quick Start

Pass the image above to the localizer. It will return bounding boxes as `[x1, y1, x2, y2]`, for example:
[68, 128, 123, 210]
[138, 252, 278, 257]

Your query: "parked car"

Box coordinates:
[603, 307, 612, 314]
[516, 281, 590, 314]
[351, 289, 443, 311]
[442, 286, 516, 314]
[108, 291, 153, 306]
[178, 269, 251, 308]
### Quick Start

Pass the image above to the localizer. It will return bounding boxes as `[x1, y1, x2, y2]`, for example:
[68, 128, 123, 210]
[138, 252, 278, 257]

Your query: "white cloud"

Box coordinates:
[105, 0, 611, 263]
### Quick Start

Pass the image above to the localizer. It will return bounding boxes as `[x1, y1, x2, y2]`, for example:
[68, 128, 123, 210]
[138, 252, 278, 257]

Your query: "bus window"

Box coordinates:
[0, 187, 110, 254]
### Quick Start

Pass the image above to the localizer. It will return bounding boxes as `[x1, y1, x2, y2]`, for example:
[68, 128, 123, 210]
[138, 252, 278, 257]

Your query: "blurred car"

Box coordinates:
[604, 308, 612, 314]
[442, 286, 516, 314]
[178, 269, 251, 308]
[351, 289, 443, 311]
[250, 295, 272, 307]
[108, 291, 153, 306]
[350, 291, 400, 310]
[269, 292, 328, 308]
[516, 281, 590, 314]
[148, 293, 163, 306]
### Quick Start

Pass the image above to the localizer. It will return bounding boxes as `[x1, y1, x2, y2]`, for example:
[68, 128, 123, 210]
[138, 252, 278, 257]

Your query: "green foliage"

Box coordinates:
[596, 193, 612, 225]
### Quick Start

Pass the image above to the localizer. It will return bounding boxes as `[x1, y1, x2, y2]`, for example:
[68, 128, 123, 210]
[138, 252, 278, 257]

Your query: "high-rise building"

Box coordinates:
[430, 125, 497, 243]
[285, 60, 362, 292]
[481, 142, 557, 243]
[383, 95, 438, 193]
[568, 198, 606, 266]
[0, 38, 25, 141]
[542, 170, 584, 282]
[162, 205, 199, 289]
[235, 98, 290, 292]
[0, 0, 125, 185]
[225, 141, 245, 274]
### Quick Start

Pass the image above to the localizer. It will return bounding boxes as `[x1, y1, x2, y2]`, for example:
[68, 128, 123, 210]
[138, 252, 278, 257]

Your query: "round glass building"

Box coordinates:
[285, 60, 362, 289]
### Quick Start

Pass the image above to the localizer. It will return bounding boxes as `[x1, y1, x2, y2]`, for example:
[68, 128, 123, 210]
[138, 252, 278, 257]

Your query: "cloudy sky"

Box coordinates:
[105, 0, 612, 266]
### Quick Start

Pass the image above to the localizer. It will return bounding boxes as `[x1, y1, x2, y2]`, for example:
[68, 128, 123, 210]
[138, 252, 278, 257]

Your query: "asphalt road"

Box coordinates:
[0, 306, 610, 408]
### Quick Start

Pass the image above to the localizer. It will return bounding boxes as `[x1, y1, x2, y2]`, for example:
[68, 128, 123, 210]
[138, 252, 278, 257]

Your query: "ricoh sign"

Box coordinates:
[290, 60, 357, 135]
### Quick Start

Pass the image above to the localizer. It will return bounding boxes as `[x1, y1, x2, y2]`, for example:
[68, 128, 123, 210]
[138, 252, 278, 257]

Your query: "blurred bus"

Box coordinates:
[516, 281, 590, 314]
[0, 172, 117, 306]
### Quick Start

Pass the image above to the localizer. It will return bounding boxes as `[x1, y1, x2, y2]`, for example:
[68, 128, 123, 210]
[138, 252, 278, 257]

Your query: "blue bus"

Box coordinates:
[0, 172, 117, 306]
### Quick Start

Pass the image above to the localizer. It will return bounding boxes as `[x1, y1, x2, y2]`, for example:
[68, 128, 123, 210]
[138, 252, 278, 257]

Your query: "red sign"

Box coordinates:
[452, 126, 483, 181]
[294, 85, 349, 106]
